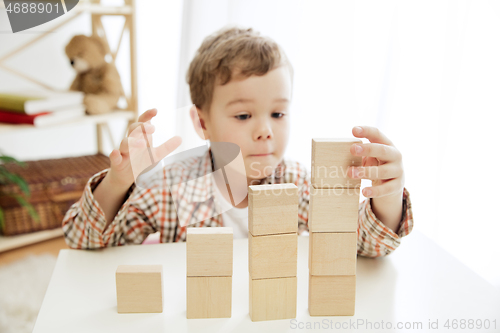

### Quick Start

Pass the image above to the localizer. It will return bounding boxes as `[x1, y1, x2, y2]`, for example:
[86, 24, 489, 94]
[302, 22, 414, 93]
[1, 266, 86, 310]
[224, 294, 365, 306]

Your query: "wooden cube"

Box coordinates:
[186, 276, 232, 318]
[308, 275, 356, 316]
[249, 276, 297, 321]
[186, 227, 233, 277]
[311, 138, 362, 189]
[116, 265, 163, 313]
[249, 232, 297, 279]
[248, 184, 298, 236]
[309, 186, 360, 232]
[309, 232, 357, 275]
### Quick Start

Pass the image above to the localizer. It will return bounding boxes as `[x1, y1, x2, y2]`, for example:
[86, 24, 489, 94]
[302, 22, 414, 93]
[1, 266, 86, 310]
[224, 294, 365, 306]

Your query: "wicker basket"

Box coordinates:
[0, 154, 110, 236]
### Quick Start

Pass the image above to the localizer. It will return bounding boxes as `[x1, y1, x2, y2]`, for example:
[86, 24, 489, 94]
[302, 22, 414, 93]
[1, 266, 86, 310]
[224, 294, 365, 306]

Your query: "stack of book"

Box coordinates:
[0, 91, 85, 127]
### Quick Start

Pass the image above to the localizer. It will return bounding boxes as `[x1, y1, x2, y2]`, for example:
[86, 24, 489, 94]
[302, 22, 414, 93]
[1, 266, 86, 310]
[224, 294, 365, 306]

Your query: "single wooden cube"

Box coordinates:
[249, 232, 297, 279]
[308, 274, 356, 316]
[186, 276, 232, 318]
[116, 265, 163, 313]
[311, 138, 362, 189]
[309, 185, 360, 232]
[248, 184, 298, 236]
[186, 227, 233, 277]
[249, 276, 297, 321]
[309, 232, 357, 275]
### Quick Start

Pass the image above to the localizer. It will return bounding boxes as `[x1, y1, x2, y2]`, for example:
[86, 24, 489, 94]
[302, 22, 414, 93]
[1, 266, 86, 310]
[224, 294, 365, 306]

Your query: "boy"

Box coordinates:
[62, 27, 413, 257]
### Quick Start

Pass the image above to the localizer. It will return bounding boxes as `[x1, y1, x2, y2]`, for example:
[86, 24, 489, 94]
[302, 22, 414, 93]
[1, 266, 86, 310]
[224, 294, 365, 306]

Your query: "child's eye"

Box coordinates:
[235, 114, 250, 120]
[272, 112, 285, 118]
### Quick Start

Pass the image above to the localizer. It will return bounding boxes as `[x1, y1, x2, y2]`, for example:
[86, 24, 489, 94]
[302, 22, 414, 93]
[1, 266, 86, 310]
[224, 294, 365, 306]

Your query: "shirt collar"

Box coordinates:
[184, 147, 287, 202]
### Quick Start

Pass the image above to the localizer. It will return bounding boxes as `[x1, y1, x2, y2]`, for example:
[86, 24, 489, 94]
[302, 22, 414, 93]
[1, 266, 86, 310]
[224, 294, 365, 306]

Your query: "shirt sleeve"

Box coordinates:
[357, 187, 414, 257]
[61, 168, 159, 249]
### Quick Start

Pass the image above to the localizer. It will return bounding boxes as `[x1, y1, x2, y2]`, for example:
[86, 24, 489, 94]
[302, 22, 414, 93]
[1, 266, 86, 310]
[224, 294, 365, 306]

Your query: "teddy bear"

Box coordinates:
[65, 35, 122, 115]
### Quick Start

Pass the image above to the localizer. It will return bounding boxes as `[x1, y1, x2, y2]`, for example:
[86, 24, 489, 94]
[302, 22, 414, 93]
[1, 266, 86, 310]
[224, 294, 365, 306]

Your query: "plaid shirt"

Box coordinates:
[62, 150, 414, 257]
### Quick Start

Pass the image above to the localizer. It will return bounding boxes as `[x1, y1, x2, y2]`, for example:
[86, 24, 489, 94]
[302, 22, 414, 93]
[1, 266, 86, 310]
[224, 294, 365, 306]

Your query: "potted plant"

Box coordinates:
[0, 153, 39, 233]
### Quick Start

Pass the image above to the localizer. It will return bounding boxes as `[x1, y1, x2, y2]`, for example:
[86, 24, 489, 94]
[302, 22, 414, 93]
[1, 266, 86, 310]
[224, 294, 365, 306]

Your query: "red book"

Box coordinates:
[0, 105, 85, 126]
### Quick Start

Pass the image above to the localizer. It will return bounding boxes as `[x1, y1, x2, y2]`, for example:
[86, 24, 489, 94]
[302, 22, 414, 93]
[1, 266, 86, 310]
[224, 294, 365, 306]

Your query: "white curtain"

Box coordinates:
[175, 0, 500, 288]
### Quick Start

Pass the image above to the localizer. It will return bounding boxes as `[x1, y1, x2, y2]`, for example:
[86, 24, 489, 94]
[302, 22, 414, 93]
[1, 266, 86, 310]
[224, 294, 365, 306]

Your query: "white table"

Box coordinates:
[33, 231, 500, 332]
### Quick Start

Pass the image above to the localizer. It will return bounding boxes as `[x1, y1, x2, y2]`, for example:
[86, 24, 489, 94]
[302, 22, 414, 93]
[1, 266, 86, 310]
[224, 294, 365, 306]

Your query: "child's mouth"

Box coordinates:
[250, 153, 273, 157]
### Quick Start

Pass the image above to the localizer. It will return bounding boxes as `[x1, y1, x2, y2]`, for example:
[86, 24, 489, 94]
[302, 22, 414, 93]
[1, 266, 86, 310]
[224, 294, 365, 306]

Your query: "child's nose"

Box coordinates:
[254, 123, 273, 140]
[256, 133, 271, 140]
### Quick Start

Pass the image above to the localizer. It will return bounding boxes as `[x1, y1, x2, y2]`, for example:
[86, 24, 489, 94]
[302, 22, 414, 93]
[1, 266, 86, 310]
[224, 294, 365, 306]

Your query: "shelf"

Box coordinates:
[0, 227, 64, 253]
[0, 3, 136, 254]
[0, 110, 135, 133]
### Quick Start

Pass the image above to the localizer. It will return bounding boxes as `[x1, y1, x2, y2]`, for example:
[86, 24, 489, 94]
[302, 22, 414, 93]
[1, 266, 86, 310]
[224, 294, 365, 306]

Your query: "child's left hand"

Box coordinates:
[348, 126, 404, 199]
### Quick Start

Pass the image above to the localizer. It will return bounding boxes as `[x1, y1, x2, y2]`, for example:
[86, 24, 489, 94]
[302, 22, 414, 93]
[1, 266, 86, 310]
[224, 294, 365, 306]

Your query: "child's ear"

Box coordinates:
[190, 105, 208, 140]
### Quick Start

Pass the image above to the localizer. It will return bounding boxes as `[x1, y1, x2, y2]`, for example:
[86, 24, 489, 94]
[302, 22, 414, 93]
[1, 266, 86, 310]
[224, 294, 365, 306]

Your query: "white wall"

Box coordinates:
[175, 0, 500, 289]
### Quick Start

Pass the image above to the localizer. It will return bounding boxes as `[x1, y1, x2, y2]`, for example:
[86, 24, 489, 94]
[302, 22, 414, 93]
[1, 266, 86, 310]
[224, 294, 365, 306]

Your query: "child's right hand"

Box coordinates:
[107, 108, 182, 188]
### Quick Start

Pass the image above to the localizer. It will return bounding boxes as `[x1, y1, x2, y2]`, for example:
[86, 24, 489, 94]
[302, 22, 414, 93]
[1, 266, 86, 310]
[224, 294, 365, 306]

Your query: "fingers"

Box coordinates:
[349, 164, 403, 181]
[351, 142, 401, 162]
[362, 178, 404, 198]
[119, 133, 148, 158]
[137, 108, 157, 123]
[153, 136, 182, 161]
[363, 156, 379, 167]
[119, 136, 132, 156]
[127, 122, 155, 138]
[127, 108, 158, 138]
[109, 149, 122, 167]
[352, 126, 394, 146]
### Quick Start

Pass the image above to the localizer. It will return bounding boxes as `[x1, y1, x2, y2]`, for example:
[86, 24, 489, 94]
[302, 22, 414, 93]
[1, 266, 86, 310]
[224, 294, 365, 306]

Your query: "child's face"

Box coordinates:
[199, 65, 292, 183]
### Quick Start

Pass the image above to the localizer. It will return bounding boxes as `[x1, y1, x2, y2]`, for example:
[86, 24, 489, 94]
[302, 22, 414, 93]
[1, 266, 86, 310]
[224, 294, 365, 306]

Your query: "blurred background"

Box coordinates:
[0, 0, 499, 293]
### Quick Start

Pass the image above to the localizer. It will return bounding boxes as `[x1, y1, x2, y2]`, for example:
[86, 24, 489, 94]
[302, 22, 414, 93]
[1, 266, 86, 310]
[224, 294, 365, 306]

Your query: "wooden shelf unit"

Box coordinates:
[0, 0, 139, 249]
[0, 0, 139, 153]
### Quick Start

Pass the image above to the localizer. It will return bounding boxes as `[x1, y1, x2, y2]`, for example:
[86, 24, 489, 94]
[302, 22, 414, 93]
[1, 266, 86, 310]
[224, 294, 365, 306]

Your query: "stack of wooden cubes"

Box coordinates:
[308, 138, 362, 316]
[186, 227, 233, 318]
[248, 184, 298, 321]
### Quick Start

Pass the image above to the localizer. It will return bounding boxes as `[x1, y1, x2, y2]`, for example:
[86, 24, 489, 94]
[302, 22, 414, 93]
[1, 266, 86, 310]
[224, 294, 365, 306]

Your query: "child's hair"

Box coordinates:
[187, 26, 292, 111]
